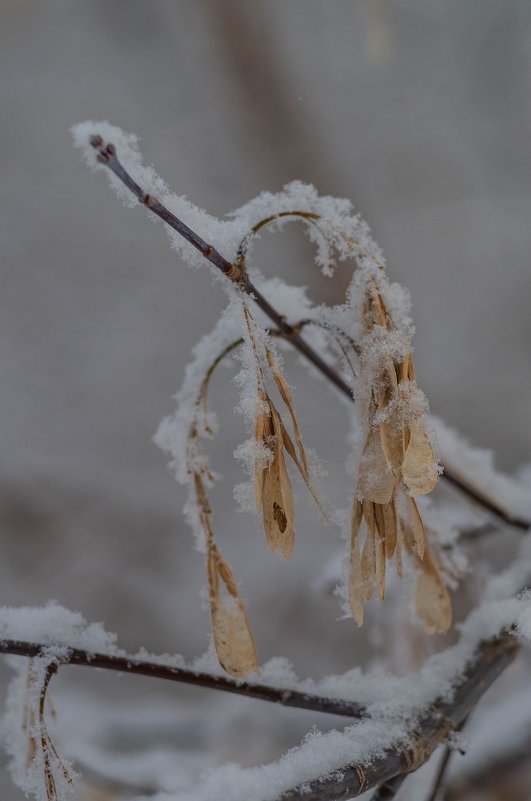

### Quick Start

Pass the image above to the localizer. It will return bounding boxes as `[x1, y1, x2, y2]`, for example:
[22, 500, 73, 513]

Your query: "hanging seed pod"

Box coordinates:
[401, 420, 439, 496]
[349, 275, 451, 633]
[256, 395, 296, 560]
[186, 376, 259, 678]
[402, 523, 452, 635]
[243, 304, 326, 560]
[207, 542, 259, 677]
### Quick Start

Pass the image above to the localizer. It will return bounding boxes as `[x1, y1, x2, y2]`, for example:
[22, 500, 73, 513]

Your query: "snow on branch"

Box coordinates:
[72, 122, 530, 537]
[17, 121, 524, 801]
[2, 568, 531, 801]
[0, 605, 367, 718]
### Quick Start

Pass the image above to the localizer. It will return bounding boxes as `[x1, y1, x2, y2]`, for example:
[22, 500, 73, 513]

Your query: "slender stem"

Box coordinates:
[425, 745, 453, 801]
[371, 775, 406, 800]
[87, 136, 530, 534]
[442, 471, 529, 531]
[0, 640, 367, 720]
[423, 718, 465, 801]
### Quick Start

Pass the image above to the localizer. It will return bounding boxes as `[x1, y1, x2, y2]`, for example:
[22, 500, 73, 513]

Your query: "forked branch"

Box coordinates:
[279, 634, 518, 801]
[87, 136, 530, 534]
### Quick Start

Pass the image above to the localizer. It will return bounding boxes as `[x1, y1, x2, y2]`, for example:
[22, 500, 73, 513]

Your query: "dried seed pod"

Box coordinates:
[414, 551, 453, 635]
[244, 306, 325, 560]
[208, 543, 259, 677]
[403, 494, 426, 561]
[349, 275, 450, 633]
[260, 403, 296, 560]
[193, 463, 259, 677]
[349, 500, 365, 625]
[266, 346, 309, 473]
[402, 525, 452, 635]
[360, 501, 377, 600]
[358, 427, 396, 504]
[402, 420, 439, 496]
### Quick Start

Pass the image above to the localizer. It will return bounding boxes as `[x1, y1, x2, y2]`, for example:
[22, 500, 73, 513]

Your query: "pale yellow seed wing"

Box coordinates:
[400, 508, 452, 634]
[211, 599, 260, 678]
[261, 407, 295, 560]
[254, 412, 265, 511]
[414, 546, 452, 635]
[374, 521, 386, 601]
[361, 501, 377, 600]
[278, 448, 296, 558]
[278, 413, 328, 521]
[398, 353, 415, 383]
[208, 547, 259, 677]
[368, 281, 388, 327]
[382, 500, 398, 559]
[349, 500, 365, 626]
[401, 421, 439, 496]
[358, 427, 395, 504]
[261, 460, 295, 560]
[395, 510, 404, 578]
[254, 410, 269, 512]
[404, 495, 426, 560]
[351, 498, 364, 540]
[379, 418, 404, 477]
[266, 348, 309, 475]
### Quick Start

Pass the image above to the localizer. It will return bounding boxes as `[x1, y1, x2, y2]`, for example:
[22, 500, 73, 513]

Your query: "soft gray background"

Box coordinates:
[1, 2, 530, 799]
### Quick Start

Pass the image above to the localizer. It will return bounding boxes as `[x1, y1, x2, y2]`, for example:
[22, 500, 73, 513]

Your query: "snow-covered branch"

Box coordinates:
[0, 639, 366, 720]
[3, 586, 531, 801]
[78, 128, 530, 536]
[278, 634, 517, 801]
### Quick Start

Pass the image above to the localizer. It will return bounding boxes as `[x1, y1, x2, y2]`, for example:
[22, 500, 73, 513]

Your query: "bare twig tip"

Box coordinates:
[90, 136, 116, 165]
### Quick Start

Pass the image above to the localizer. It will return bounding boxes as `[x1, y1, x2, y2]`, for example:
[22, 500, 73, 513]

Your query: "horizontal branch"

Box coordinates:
[0, 634, 518, 801]
[279, 633, 518, 801]
[86, 136, 530, 535]
[0, 640, 366, 719]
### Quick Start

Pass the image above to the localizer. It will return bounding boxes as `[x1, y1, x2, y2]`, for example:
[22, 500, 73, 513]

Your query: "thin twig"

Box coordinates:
[86, 136, 530, 535]
[1, 634, 519, 801]
[371, 774, 406, 800]
[0, 640, 367, 719]
[425, 744, 453, 801]
[442, 471, 529, 531]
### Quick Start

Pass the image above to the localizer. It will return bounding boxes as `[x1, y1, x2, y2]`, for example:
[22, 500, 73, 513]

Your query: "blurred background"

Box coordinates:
[1, 2, 531, 799]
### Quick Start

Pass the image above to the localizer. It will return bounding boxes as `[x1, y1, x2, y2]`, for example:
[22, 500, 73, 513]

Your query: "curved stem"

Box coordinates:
[87, 136, 530, 534]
